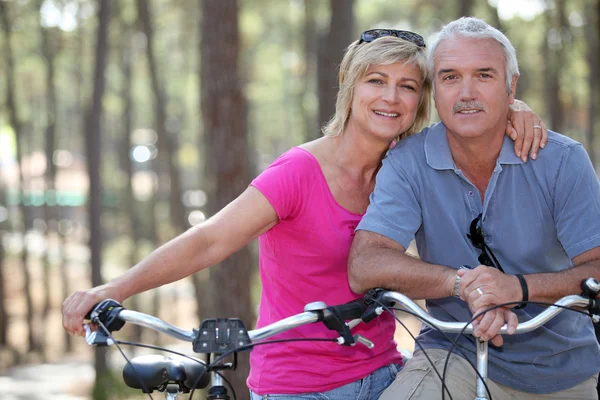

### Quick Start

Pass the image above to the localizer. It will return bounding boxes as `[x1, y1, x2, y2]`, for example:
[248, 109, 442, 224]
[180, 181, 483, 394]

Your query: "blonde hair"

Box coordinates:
[322, 36, 431, 142]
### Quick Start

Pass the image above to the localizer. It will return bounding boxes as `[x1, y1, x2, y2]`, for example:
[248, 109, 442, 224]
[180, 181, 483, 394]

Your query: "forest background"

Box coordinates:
[1, 0, 599, 399]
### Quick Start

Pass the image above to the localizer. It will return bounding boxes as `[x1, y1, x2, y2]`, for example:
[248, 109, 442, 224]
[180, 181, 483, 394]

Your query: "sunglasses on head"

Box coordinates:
[466, 213, 504, 273]
[358, 29, 426, 48]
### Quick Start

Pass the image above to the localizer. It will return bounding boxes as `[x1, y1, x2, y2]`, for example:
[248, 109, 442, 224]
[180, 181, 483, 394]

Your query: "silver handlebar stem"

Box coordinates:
[475, 339, 488, 400]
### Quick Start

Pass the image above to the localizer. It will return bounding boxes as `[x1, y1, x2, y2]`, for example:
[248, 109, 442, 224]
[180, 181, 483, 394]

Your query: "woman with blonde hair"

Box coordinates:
[63, 29, 545, 399]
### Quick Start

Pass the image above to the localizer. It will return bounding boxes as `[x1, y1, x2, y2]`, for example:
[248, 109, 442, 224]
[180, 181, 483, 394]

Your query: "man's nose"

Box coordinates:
[459, 78, 476, 101]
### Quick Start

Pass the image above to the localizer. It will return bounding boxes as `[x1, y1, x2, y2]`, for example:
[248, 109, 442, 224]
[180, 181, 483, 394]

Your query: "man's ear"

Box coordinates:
[509, 74, 519, 103]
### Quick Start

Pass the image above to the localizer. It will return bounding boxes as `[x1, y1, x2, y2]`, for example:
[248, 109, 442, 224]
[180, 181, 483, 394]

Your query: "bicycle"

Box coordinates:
[83, 278, 600, 400]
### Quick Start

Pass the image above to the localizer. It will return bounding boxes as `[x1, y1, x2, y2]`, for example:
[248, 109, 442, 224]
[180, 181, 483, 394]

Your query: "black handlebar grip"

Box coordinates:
[85, 299, 126, 332]
[84, 304, 99, 321]
[328, 299, 367, 321]
[581, 278, 600, 298]
[589, 298, 600, 317]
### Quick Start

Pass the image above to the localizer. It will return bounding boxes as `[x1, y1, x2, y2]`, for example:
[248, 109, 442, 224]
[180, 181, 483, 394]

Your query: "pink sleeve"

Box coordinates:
[250, 148, 314, 220]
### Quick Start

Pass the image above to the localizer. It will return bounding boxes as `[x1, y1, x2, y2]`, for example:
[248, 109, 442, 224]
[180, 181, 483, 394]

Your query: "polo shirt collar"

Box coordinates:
[425, 122, 524, 171]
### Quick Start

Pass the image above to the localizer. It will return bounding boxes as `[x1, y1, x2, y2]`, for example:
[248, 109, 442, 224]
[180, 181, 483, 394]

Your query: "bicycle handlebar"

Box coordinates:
[85, 291, 599, 349]
[382, 292, 593, 334]
[84, 299, 372, 349]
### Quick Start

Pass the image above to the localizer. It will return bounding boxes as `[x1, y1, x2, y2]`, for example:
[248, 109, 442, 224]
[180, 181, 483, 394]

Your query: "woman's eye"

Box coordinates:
[368, 79, 384, 84]
[400, 85, 416, 92]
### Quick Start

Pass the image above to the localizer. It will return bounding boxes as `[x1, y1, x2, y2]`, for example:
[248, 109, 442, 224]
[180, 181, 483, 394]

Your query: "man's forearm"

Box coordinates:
[348, 233, 457, 299]
[527, 260, 600, 303]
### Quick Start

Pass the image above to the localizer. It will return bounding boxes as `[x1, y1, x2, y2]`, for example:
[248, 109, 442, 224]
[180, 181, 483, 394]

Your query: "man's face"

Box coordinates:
[433, 37, 518, 141]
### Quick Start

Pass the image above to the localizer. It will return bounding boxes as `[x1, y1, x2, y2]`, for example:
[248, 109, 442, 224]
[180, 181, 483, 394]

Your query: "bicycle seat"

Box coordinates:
[122, 354, 210, 393]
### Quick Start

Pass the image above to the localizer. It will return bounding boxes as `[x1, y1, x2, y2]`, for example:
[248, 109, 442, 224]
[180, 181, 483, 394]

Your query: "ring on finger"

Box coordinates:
[476, 287, 484, 296]
[533, 124, 542, 130]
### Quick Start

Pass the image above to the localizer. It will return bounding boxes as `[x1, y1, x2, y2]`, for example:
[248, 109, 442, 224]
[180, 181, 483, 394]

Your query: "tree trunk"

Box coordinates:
[543, 0, 570, 132]
[588, 0, 600, 167]
[543, 5, 565, 132]
[486, 1, 503, 30]
[457, 0, 475, 17]
[585, 1, 598, 166]
[317, 0, 354, 133]
[0, 0, 39, 355]
[137, 0, 194, 338]
[302, 0, 319, 139]
[37, 0, 60, 359]
[0, 184, 6, 347]
[85, 0, 111, 398]
[136, 0, 187, 233]
[200, 0, 254, 394]
[148, 182, 162, 346]
[118, 7, 144, 345]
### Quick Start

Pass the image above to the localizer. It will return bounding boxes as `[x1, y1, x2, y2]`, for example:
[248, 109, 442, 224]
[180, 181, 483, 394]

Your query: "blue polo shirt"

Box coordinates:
[357, 122, 600, 394]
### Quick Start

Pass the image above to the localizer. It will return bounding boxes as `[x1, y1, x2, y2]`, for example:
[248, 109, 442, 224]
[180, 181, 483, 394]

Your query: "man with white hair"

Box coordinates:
[348, 17, 600, 399]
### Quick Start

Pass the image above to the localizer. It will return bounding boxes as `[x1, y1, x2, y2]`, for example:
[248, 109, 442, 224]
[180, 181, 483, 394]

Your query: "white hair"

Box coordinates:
[428, 17, 519, 94]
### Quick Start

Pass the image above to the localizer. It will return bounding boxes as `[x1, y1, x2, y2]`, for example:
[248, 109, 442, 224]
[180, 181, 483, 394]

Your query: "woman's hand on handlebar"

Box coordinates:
[62, 285, 121, 336]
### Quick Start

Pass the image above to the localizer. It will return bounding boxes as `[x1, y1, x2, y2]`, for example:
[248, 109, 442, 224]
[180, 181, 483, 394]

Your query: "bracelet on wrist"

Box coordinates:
[453, 275, 461, 298]
[514, 273, 528, 309]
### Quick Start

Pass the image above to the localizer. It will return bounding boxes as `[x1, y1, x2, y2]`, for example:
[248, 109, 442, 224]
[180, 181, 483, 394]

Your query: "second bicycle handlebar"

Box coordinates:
[381, 291, 593, 334]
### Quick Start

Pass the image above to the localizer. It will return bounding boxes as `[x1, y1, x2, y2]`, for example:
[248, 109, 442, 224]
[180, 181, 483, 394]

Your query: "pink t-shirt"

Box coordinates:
[247, 147, 401, 394]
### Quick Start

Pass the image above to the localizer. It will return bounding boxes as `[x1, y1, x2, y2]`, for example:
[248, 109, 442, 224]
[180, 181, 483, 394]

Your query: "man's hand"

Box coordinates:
[458, 266, 523, 312]
[457, 266, 522, 346]
[471, 307, 518, 346]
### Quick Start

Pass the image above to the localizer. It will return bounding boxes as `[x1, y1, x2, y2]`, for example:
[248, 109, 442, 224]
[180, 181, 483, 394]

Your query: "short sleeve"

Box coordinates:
[250, 148, 315, 220]
[357, 153, 423, 249]
[553, 144, 600, 259]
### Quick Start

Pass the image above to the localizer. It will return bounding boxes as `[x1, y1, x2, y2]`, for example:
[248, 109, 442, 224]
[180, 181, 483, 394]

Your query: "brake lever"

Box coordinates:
[84, 324, 114, 346]
[353, 334, 374, 349]
[335, 333, 374, 349]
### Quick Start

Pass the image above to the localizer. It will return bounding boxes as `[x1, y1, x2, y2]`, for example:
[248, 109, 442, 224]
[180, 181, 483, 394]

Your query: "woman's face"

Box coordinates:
[348, 62, 423, 142]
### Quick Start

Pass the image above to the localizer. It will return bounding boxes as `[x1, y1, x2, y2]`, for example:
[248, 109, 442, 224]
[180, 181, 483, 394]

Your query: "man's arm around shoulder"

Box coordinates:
[348, 230, 457, 299]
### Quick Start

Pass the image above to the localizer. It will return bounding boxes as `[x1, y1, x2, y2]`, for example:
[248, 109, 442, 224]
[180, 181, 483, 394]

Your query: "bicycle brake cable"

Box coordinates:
[368, 293, 501, 400]
[114, 340, 234, 400]
[188, 338, 336, 400]
[95, 321, 154, 400]
[208, 337, 337, 367]
[370, 298, 459, 400]
[442, 300, 592, 400]
[188, 369, 237, 400]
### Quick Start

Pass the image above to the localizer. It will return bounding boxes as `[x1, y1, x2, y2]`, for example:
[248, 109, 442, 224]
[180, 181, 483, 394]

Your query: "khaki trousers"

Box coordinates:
[380, 349, 597, 400]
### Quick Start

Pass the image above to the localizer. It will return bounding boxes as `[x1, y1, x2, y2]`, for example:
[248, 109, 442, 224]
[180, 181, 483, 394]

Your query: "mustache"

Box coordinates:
[453, 101, 486, 113]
